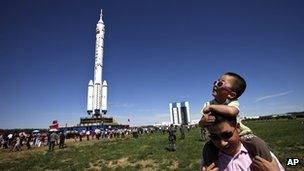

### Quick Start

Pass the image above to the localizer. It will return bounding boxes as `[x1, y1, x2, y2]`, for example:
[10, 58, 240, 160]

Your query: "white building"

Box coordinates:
[169, 101, 191, 125]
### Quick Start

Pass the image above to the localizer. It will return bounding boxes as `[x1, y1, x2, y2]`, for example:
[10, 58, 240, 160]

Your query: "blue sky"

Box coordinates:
[1, 1, 304, 129]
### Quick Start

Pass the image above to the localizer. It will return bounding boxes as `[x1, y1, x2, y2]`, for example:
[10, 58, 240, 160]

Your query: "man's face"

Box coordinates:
[212, 75, 236, 102]
[207, 121, 241, 156]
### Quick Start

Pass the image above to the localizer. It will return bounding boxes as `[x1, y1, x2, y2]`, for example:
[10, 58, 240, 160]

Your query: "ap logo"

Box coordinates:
[286, 158, 300, 166]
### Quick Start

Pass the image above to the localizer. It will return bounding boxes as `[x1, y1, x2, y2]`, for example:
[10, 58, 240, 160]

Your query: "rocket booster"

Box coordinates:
[87, 80, 94, 114]
[101, 80, 108, 114]
[87, 9, 108, 116]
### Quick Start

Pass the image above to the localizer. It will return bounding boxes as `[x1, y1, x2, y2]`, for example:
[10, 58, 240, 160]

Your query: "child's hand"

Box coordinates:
[199, 114, 216, 127]
[203, 106, 211, 114]
[204, 114, 216, 123]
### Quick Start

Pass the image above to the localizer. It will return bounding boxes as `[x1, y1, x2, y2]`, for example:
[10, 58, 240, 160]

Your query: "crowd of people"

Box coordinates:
[0, 131, 38, 152]
[0, 125, 192, 153]
[0, 130, 65, 152]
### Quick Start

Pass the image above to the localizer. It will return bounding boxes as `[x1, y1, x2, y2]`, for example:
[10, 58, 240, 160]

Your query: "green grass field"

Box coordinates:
[0, 119, 303, 170]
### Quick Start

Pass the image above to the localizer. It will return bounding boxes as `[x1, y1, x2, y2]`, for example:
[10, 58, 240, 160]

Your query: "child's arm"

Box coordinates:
[199, 102, 216, 127]
[204, 104, 239, 117]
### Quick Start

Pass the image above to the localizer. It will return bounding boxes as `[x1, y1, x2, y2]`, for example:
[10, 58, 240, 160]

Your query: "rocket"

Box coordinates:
[87, 9, 108, 116]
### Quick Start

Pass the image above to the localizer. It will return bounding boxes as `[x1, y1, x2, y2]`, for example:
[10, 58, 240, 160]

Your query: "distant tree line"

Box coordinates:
[244, 111, 304, 121]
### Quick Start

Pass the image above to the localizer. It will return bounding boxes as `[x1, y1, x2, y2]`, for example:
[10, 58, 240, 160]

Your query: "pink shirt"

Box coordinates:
[219, 144, 252, 171]
[218, 143, 285, 171]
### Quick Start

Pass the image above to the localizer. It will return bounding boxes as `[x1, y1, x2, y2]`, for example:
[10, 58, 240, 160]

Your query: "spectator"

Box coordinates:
[11, 135, 21, 152]
[179, 125, 185, 139]
[26, 133, 32, 150]
[49, 131, 58, 151]
[201, 115, 284, 171]
[167, 124, 176, 151]
[59, 131, 65, 149]
[86, 130, 90, 141]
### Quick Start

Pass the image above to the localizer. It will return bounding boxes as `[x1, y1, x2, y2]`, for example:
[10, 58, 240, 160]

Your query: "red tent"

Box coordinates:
[49, 120, 59, 129]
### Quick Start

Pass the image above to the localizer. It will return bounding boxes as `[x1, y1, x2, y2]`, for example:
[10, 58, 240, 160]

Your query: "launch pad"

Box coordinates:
[80, 116, 114, 126]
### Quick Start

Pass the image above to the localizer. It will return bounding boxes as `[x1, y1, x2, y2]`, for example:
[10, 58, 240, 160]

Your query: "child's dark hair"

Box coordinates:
[224, 72, 246, 98]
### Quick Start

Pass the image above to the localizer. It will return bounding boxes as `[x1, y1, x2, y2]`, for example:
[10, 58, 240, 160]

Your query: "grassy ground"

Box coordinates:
[0, 119, 303, 170]
[245, 119, 304, 170]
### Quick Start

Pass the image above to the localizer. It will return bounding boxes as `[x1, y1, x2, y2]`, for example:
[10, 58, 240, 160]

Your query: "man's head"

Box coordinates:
[212, 72, 246, 102]
[206, 114, 241, 156]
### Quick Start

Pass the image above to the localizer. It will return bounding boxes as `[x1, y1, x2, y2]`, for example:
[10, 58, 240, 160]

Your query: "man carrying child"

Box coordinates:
[199, 72, 277, 169]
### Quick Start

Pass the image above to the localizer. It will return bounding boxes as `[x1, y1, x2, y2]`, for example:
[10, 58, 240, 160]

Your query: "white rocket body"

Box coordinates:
[87, 10, 108, 116]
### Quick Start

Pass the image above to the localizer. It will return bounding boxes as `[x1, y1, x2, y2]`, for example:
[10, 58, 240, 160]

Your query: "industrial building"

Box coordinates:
[169, 101, 191, 125]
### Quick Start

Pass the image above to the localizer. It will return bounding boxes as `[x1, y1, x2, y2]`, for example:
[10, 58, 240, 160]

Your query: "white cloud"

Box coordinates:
[109, 102, 134, 108]
[255, 90, 293, 102]
[113, 113, 170, 126]
[135, 109, 154, 112]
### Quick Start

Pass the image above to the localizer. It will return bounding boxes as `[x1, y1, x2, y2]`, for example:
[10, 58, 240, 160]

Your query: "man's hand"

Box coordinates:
[251, 156, 280, 171]
[201, 162, 219, 171]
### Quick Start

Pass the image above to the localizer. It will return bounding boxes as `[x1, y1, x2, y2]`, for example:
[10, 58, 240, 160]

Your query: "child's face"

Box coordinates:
[212, 74, 236, 102]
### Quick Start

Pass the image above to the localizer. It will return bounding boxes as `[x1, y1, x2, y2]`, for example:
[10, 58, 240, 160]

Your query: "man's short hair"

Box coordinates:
[224, 72, 246, 98]
[212, 114, 237, 127]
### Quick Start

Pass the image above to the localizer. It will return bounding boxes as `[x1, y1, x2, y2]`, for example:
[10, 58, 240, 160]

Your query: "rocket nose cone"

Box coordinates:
[102, 80, 107, 86]
[88, 80, 93, 85]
